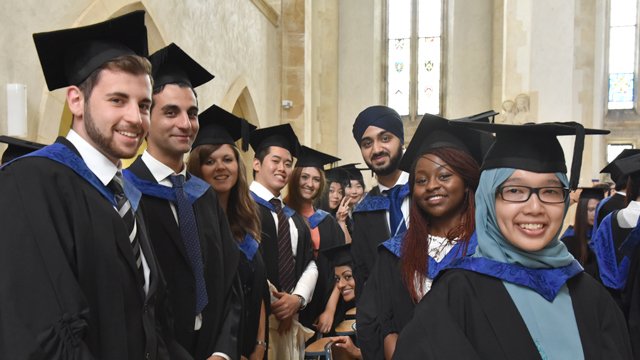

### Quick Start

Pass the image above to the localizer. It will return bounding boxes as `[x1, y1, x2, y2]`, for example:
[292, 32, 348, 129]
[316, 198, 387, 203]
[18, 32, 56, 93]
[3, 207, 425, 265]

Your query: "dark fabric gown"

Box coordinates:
[236, 234, 269, 358]
[351, 186, 391, 299]
[253, 196, 314, 325]
[591, 211, 633, 308]
[0, 138, 190, 359]
[623, 228, 640, 358]
[126, 158, 242, 359]
[561, 226, 599, 277]
[300, 210, 346, 328]
[393, 269, 633, 359]
[596, 193, 627, 229]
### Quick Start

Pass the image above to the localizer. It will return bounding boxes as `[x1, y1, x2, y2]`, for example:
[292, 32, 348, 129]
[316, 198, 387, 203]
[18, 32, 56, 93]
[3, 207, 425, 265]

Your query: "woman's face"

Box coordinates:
[495, 170, 566, 252]
[298, 167, 322, 201]
[412, 154, 467, 220]
[328, 181, 344, 210]
[347, 180, 364, 205]
[587, 198, 599, 226]
[334, 265, 355, 302]
[199, 144, 239, 195]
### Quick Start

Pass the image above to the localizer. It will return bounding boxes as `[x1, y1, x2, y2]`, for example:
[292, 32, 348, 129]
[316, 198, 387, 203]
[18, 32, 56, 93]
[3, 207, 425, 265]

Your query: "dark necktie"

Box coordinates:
[108, 171, 143, 282]
[270, 198, 296, 292]
[170, 174, 209, 315]
[386, 183, 410, 236]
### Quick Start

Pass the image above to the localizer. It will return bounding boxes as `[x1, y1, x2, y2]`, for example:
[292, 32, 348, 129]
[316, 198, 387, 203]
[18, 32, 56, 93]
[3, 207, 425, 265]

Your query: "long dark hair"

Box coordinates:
[400, 147, 479, 302]
[187, 143, 261, 242]
[572, 196, 594, 264]
[626, 172, 640, 204]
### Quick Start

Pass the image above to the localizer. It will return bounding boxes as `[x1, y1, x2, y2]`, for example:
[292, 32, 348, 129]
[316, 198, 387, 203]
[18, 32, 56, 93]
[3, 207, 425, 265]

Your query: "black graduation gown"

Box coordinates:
[300, 210, 346, 328]
[394, 269, 633, 359]
[255, 201, 314, 320]
[561, 226, 599, 278]
[624, 243, 640, 358]
[351, 186, 391, 299]
[0, 138, 189, 359]
[597, 193, 627, 228]
[357, 248, 414, 360]
[127, 158, 242, 359]
[236, 235, 269, 358]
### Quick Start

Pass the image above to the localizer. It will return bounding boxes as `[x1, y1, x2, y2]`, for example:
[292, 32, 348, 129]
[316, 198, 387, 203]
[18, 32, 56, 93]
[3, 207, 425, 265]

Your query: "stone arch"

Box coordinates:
[220, 76, 261, 173]
[34, 1, 167, 142]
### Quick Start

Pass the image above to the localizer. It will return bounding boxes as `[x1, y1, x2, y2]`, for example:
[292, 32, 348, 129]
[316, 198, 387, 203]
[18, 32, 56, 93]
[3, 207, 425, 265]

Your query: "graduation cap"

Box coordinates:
[607, 152, 640, 178]
[600, 149, 640, 183]
[326, 163, 365, 184]
[192, 104, 256, 151]
[295, 146, 341, 169]
[249, 123, 301, 157]
[448, 121, 610, 190]
[578, 186, 606, 201]
[149, 43, 214, 90]
[0, 135, 46, 164]
[320, 243, 353, 268]
[399, 112, 495, 172]
[33, 11, 148, 91]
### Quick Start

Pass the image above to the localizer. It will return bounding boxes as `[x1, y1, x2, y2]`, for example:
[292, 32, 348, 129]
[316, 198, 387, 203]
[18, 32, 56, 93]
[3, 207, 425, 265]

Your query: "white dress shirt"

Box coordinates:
[250, 181, 318, 304]
[377, 171, 411, 234]
[617, 200, 640, 228]
[67, 130, 151, 294]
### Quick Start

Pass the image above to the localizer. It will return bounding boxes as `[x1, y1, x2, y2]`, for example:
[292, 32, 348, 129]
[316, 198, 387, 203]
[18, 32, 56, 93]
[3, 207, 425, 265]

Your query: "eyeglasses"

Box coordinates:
[497, 185, 569, 204]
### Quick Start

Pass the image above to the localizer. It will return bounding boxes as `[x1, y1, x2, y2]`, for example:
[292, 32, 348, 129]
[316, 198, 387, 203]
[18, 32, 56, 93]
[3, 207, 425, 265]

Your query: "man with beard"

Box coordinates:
[350, 105, 408, 359]
[124, 43, 241, 360]
[0, 12, 191, 359]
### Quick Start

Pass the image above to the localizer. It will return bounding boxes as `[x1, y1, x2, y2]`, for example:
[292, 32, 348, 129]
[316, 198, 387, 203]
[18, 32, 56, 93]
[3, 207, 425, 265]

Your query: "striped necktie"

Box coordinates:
[270, 198, 296, 293]
[170, 174, 208, 314]
[109, 171, 143, 281]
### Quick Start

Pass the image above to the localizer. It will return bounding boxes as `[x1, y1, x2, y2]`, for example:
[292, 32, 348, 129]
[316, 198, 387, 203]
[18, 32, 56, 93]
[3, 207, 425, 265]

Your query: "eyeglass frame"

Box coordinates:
[496, 185, 570, 204]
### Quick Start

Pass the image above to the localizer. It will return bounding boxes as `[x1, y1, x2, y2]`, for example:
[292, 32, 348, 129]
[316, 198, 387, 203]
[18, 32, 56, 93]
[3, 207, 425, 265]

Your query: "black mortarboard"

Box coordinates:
[149, 43, 214, 90]
[250, 123, 301, 157]
[326, 163, 365, 183]
[608, 152, 640, 178]
[399, 112, 495, 171]
[600, 149, 640, 183]
[578, 187, 606, 201]
[192, 104, 256, 151]
[449, 121, 610, 190]
[33, 11, 148, 91]
[320, 243, 353, 268]
[0, 135, 46, 164]
[295, 146, 341, 169]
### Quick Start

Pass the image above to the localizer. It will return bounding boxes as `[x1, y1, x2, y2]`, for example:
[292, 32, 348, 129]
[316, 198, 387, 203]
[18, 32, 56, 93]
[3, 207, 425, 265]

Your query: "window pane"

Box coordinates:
[389, 0, 411, 39]
[418, 0, 442, 37]
[609, 26, 637, 72]
[611, 0, 638, 27]
[388, 38, 411, 115]
[607, 143, 634, 163]
[608, 73, 635, 109]
[417, 36, 440, 115]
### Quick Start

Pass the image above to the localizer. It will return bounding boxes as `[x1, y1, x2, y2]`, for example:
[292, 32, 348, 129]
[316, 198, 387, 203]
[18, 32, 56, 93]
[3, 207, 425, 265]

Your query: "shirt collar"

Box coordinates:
[66, 129, 119, 186]
[141, 151, 187, 185]
[378, 171, 409, 192]
[250, 181, 281, 202]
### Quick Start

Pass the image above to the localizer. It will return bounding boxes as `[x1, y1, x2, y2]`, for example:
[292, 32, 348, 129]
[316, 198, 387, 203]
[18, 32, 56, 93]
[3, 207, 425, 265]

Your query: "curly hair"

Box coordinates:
[401, 147, 480, 302]
[187, 143, 261, 242]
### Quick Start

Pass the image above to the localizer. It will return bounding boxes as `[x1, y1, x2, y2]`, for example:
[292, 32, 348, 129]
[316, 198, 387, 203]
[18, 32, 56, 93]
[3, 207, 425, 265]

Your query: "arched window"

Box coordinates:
[385, 0, 444, 121]
[608, 0, 638, 110]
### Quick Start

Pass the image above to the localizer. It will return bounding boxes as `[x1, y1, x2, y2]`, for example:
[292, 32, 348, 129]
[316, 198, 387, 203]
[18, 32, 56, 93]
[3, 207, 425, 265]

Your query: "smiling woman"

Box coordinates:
[394, 121, 633, 359]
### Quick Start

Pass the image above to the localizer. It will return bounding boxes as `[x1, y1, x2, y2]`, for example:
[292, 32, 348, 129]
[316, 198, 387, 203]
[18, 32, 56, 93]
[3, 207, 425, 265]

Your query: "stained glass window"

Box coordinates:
[608, 0, 637, 110]
[387, 0, 442, 119]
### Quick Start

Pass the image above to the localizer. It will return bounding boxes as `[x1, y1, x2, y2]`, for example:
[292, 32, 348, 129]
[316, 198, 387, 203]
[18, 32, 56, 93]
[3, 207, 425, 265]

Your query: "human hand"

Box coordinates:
[271, 291, 301, 320]
[314, 310, 334, 334]
[329, 336, 361, 359]
[336, 196, 350, 222]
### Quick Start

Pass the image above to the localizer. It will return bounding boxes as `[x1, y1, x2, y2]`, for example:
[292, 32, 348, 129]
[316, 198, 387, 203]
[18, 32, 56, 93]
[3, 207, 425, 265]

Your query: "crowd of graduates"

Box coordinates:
[2, 9, 640, 360]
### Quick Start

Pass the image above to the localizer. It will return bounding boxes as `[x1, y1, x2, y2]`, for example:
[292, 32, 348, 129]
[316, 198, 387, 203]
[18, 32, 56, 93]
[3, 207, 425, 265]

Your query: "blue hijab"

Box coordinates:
[458, 168, 584, 359]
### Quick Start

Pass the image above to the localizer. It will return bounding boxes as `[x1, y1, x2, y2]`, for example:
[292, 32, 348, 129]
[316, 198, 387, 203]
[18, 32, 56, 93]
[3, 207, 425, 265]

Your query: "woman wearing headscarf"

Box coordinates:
[394, 121, 632, 359]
